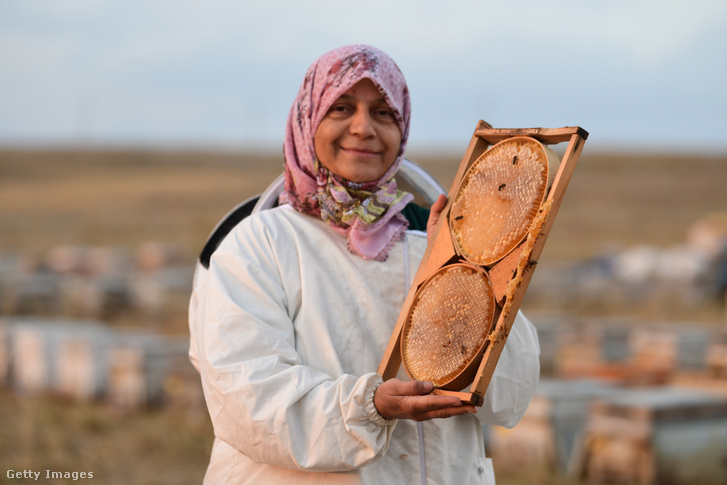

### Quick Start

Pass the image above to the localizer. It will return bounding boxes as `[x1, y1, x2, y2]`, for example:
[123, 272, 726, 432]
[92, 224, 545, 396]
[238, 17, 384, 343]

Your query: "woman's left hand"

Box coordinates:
[373, 378, 476, 422]
[426, 194, 447, 245]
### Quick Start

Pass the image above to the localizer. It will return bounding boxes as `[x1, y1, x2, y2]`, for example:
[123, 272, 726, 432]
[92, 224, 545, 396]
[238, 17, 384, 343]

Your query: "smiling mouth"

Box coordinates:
[342, 147, 379, 156]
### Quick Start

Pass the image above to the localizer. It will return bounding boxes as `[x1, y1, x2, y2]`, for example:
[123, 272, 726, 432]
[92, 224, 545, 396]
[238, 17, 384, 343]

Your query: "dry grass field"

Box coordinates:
[0, 390, 212, 485]
[1, 147, 726, 485]
[1, 147, 725, 261]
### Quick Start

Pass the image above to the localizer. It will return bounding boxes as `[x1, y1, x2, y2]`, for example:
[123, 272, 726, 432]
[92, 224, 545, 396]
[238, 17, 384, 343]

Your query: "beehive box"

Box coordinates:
[14, 272, 60, 315]
[556, 320, 656, 383]
[107, 333, 167, 410]
[707, 342, 727, 378]
[672, 337, 727, 393]
[55, 324, 112, 401]
[674, 326, 714, 370]
[489, 378, 615, 474]
[9, 318, 105, 394]
[575, 387, 727, 485]
[0, 318, 13, 386]
[106, 332, 189, 411]
[628, 329, 678, 385]
[379, 123, 588, 404]
[532, 319, 563, 377]
[11, 319, 64, 393]
[159, 336, 205, 413]
[556, 325, 616, 380]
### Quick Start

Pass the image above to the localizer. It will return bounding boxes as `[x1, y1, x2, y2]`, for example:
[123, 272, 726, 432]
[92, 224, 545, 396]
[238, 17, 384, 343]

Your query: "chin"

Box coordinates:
[347, 171, 384, 184]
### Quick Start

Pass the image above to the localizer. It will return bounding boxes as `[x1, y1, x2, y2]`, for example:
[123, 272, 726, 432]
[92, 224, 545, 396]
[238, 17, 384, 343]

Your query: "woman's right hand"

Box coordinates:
[373, 378, 477, 422]
[426, 194, 448, 246]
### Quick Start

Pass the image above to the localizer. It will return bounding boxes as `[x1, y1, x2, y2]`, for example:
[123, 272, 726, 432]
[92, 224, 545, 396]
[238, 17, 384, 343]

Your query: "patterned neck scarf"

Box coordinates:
[280, 44, 413, 261]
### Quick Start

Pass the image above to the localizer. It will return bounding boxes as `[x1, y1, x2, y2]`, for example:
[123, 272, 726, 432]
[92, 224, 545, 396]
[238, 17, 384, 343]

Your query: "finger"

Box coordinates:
[431, 193, 447, 213]
[409, 393, 465, 413]
[427, 194, 448, 244]
[417, 404, 478, 421]
[427, 195, 447, 228]
[394, 394, 462, 420]
[385, 379, 433, 397]
[404, 393, 478, 421]
[410, 380, 434, 395]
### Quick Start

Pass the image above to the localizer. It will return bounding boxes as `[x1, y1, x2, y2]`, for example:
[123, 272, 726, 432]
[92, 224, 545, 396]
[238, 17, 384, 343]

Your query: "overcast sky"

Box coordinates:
[1, 0, 726, 153]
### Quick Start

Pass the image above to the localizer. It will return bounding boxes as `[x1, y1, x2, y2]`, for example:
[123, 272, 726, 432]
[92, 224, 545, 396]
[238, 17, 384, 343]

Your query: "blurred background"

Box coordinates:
[1, 1, 727, 484]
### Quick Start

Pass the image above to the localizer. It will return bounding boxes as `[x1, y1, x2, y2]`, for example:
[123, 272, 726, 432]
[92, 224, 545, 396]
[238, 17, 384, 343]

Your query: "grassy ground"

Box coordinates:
[0, 390, 213, 485]
[0, 149, 282, 260]
[2, 148, 726, 262]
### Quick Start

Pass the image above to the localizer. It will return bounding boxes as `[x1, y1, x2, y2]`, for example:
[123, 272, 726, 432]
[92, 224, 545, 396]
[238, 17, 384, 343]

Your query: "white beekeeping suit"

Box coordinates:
[189, 204, 540, 485]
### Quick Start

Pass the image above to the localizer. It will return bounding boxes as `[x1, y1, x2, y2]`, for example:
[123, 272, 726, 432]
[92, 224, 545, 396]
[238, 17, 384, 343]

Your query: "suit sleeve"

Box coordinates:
[475, 311, 540, 428]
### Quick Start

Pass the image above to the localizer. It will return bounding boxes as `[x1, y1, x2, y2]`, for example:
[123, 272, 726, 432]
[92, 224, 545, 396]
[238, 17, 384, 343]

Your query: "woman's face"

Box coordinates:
[314, 78, 402, 183]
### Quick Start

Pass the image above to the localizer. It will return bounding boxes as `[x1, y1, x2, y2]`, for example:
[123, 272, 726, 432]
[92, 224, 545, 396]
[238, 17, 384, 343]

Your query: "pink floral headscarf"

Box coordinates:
[279, 44, 414, 262]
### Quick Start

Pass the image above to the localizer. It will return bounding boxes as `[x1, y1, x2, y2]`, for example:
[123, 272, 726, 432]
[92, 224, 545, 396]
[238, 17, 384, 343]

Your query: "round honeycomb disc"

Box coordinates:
[449, 137, 559, 265]
[401, 264, 496, 390]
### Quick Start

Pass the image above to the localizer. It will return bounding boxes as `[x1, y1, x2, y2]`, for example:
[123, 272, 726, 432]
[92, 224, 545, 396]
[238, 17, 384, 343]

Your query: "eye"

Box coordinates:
[327, 103, 352, 118]
[373, 107, 396, 121]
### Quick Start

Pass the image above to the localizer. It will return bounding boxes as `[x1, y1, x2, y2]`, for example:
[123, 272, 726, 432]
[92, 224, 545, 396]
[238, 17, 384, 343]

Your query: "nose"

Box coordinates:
[349, 108, 376, 138]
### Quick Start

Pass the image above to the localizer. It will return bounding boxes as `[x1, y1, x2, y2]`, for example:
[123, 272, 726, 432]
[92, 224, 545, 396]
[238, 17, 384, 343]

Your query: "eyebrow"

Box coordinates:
[336, 94, 389, 105]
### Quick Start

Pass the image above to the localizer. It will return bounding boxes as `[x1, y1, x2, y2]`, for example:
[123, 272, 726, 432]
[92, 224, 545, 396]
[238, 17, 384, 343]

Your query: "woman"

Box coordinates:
[189, 44, 540, 484]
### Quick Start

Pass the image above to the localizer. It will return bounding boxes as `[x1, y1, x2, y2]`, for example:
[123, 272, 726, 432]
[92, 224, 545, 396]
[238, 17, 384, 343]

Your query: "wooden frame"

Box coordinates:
[377, 121, 589, 405]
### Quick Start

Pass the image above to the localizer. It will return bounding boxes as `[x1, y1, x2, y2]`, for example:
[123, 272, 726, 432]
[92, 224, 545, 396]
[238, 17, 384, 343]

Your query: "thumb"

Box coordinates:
[427, 194, 448, 244]
[400, 380, 434, 396]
